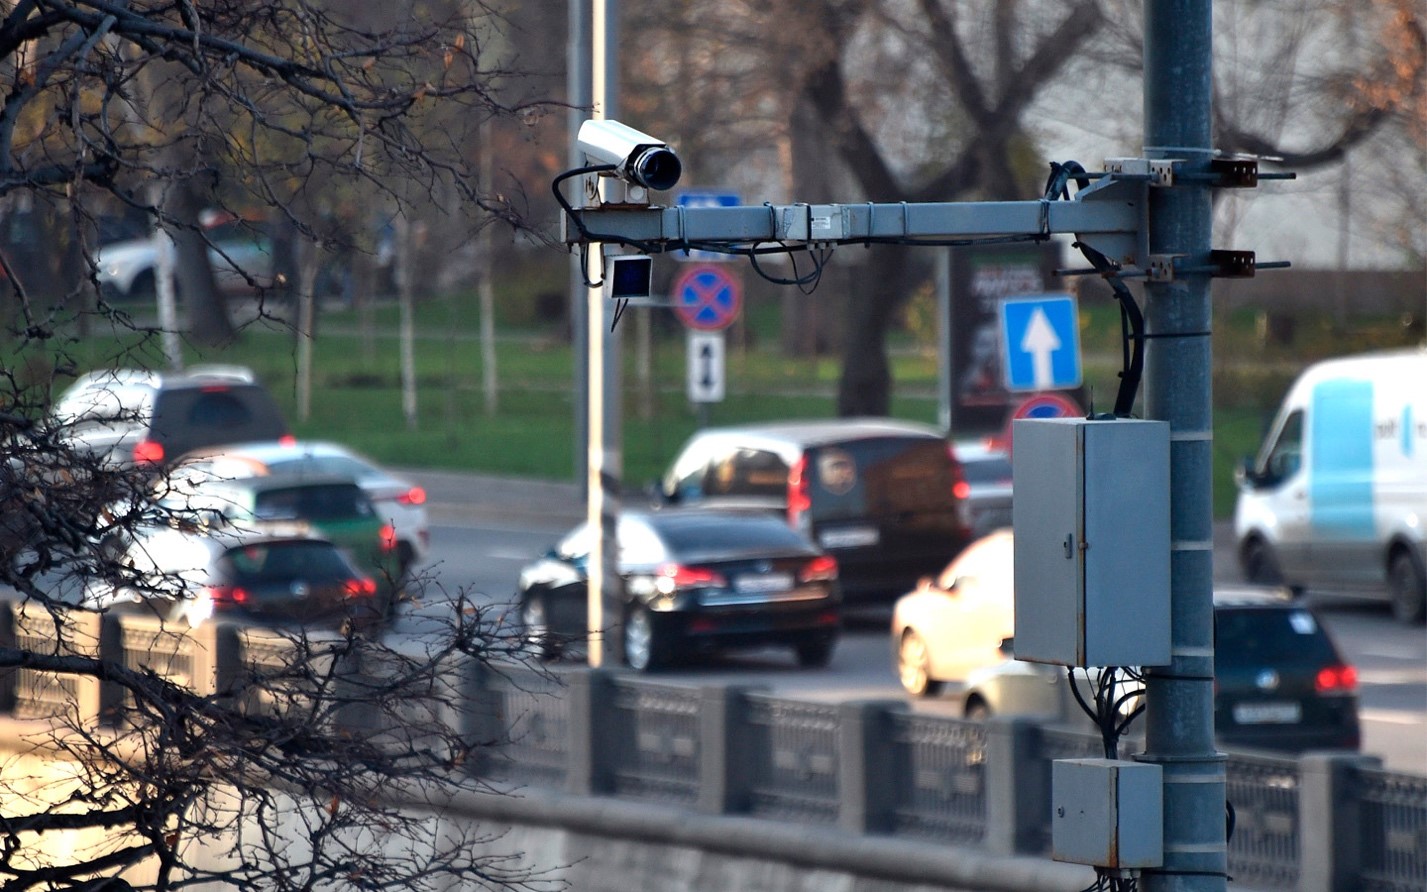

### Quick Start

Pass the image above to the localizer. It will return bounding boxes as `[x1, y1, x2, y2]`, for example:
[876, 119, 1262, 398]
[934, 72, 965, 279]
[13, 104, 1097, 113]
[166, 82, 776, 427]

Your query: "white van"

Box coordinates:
[1234, 349, 1427, 623]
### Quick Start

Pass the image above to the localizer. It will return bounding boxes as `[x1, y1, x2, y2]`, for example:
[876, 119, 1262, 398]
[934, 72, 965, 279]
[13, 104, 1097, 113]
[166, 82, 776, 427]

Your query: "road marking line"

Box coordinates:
[1360, 644, 1427, 660]
[1356, 668, 1427, 685]
[1360, 709, 1425, 726]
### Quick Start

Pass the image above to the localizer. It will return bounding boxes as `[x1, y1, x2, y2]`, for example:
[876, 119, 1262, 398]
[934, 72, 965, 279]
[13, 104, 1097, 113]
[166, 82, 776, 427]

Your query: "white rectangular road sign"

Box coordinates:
[687, 331, 726, 403]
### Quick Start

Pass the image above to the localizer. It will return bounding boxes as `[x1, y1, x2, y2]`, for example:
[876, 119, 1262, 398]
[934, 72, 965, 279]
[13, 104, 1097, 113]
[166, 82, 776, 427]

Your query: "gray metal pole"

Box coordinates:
[1140, 3, 1226, 891]
[936, 249, 952, 433]
[568, 0, 591, 491]
[585, 0, 622, 668]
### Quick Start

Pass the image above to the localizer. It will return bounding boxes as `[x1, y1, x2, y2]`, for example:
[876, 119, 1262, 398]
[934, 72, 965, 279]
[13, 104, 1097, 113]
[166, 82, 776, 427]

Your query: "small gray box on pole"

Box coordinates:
[1052, 758, 1163, 868]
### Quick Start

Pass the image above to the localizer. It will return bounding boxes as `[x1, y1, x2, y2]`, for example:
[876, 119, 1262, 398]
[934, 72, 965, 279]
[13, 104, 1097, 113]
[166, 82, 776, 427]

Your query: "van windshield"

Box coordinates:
[1256, 410, 1303, 484]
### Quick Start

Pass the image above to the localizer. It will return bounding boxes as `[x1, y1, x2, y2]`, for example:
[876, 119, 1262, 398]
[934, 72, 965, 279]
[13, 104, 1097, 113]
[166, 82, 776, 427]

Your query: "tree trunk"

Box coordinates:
[783, 95, 851, 357]
[164, 181, 233, 346]
[836, 247, 922, 416]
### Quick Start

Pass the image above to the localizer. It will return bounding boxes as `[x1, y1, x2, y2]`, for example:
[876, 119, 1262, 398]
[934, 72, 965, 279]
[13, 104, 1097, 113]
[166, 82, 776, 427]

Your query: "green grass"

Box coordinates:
[11, 289, 1420, 519]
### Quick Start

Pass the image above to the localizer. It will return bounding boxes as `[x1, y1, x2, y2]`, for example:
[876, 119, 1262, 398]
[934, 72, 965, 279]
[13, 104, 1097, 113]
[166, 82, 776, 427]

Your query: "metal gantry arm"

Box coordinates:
[562, 157, 1290, 285]
[563, 172, 1149, 273]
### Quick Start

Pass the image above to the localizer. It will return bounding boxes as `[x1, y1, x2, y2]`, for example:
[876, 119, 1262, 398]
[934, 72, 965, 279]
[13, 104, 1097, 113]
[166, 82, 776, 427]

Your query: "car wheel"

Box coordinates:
[397, 542, 417, 583]
[1389, 550, 1427, 625]
[623, 605, 666, 671]
[794, 635, 837, 668]
[521, 594, 554, 660]
[128, 270, 158, 302]
[897, 630, 943, 698]
[1240, 536, 1284, 586]
[964, 696, 992, 721]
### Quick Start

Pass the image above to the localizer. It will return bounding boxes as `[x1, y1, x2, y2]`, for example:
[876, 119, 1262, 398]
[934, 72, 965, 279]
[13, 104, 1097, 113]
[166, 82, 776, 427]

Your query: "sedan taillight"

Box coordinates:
[132, 439, 165, 465]
[205, 585, 248, 607]
[379, 523, 398, 552]
[397, 486, 427, 506]
[799, 555, 838, 583]
[654, 562, 727, 595]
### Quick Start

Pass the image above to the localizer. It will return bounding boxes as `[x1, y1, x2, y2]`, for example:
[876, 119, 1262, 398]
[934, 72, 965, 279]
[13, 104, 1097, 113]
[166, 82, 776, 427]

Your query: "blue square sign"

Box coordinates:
[999, 295, 1082, 392]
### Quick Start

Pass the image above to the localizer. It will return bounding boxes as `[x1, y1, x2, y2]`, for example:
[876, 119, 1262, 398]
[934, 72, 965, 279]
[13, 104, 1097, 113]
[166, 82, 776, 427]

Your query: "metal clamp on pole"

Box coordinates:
[1148, 251, 1288, 282]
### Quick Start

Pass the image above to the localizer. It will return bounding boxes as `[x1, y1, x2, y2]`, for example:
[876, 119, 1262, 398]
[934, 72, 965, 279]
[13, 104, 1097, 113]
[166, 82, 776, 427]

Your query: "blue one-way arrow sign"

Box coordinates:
[999, 295, 1082, 392]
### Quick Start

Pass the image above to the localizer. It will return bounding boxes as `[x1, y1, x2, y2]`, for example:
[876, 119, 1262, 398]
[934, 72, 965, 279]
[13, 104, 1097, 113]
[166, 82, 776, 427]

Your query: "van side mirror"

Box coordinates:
[1236, 456, 1268, 488]
[648, 478, 680, 506]
[1235, 457, 1255, 486]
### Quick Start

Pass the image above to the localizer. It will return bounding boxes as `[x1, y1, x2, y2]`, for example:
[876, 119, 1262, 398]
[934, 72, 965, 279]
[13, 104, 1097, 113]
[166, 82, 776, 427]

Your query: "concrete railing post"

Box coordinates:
[98, 612, 126, 723]
[698, 684, 764, 814]
[1299, 751, 1383, 892]
[212, 622, 241, 700]
[457, 657, 509, 778]
[186, 621, 218, 697]
[983, 716, 1047, 855]
[102, 615, 220, 721]
[567, 666, 618, 795]
[0, 601, 13, 714]
[838, 700, 905, 834]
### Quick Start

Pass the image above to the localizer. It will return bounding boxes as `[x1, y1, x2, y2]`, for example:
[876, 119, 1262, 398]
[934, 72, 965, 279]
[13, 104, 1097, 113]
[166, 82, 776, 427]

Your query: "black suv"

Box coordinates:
[653, 418, 972, 604]
[1212, 588, 1361, 752]
[50, 365, 290, 469]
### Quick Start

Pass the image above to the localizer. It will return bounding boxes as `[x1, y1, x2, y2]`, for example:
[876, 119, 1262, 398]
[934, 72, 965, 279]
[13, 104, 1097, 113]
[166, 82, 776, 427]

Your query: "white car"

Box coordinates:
[891, 528, 1015, 698]
[174, 440, 430, 579]
[93, 213, 274, 301]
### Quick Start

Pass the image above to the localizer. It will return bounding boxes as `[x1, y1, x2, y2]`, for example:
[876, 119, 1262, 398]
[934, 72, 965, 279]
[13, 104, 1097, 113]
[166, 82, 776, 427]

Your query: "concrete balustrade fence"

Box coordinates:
[2, 604, 1424, 892]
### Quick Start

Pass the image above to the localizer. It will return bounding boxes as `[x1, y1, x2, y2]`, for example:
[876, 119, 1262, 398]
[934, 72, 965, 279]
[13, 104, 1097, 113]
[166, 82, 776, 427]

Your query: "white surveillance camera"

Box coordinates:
[577, 119, 682, 191]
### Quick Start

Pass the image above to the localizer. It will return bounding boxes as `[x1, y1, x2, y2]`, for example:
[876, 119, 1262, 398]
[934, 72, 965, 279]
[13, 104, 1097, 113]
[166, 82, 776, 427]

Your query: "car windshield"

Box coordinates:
[1215, 607, 1338, 665]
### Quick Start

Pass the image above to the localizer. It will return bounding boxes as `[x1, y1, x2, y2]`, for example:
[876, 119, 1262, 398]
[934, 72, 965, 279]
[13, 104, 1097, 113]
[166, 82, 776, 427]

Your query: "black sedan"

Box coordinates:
[516, 509, 841, 671]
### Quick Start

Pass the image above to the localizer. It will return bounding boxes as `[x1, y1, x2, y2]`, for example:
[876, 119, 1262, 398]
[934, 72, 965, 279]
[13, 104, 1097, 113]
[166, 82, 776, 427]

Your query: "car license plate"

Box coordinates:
[818, 526, 880, 548]
[734, 572, 794, 594]
[1232, 702, 1302, 725]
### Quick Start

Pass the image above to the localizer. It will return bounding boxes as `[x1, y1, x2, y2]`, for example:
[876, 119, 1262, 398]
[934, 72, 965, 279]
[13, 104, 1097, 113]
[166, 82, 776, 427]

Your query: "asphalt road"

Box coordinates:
[398, 468, 1427, 776]
[5, 466, 1414, 772]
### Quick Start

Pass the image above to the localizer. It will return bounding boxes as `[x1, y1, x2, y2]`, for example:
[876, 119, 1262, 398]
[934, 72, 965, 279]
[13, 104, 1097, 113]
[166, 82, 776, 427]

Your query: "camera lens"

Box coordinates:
[629, 147, 681, 191]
